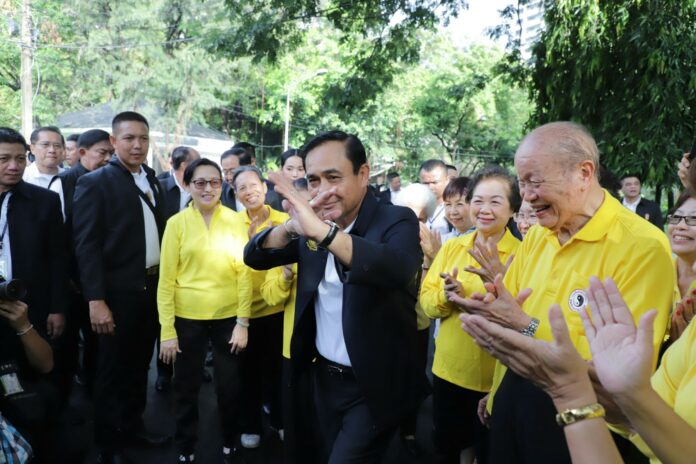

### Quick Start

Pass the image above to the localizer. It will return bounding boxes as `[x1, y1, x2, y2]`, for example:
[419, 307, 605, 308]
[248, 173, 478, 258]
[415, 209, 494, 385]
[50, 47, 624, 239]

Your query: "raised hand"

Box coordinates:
[419, 222, 441, 263]
[268, 171, 336, 241]
[670, 292, 696, 341]
[678, 152, 691, 190]
[580, 277, 656, 398]
[449, 273, 532, 330]
[465, 236, 514, 284]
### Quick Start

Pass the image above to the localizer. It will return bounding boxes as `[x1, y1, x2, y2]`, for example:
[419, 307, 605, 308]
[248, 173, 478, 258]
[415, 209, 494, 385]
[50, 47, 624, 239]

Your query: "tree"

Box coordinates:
[498, 0, 696, 204]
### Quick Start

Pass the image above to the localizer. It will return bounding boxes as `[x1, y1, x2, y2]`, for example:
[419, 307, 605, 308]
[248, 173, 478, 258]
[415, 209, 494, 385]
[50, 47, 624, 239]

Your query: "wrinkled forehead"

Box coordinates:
[514, 137, 568, 178]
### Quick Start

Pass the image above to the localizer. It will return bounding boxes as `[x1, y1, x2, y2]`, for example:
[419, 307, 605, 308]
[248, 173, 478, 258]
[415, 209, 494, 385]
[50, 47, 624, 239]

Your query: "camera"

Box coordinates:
[0, 278, 26, 301]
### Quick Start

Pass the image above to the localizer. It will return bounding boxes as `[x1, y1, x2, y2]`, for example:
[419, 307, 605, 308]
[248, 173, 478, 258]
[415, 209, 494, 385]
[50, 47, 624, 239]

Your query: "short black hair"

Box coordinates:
[232, 165, 265, 188]
[30, 126, 64, 145]
[620, 173, 641, 183]
[465, 165, 521, 212]
[183, 158, 222, 185]
[0, 127, 27, 148]
[77, 129, 110, 149]
[280, 148, 303, 168]
[66, 133, 80, 143]
[419, 159, 447, 174]
[112, 111, 149, 134]
[301, 130, 366, 174]
[443, 176, 471, 201]
[220, 148, 241, 163]
[232, 141, 256, 157]
[171, 146, 196, 171]
[386, 172, 400, 182]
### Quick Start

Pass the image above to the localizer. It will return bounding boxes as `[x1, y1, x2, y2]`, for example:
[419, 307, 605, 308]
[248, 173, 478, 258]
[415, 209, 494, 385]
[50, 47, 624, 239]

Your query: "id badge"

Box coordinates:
[0, 362, 24, 397]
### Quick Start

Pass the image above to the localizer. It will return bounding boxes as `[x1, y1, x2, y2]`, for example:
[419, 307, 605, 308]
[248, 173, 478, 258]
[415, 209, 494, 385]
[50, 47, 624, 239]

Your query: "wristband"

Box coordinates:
[236, 319, 250, 328]
[556, 402, 605, 427]
[317, 221, 340, 249]
[16, 324, 33, 337]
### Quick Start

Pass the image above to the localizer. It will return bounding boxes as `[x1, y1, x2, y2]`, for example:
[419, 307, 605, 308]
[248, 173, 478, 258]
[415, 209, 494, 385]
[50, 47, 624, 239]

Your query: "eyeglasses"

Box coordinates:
[36, 142, 63, 150]
[191, 178, 222, 190]
[513, 212, 538, 224]
[667, 214, 696, 226]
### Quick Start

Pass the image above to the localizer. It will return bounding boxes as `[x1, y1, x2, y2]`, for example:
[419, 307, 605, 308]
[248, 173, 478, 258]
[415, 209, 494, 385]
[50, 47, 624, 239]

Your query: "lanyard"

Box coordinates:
[0, 192, 11, 252]
[427, 203, 445, 228]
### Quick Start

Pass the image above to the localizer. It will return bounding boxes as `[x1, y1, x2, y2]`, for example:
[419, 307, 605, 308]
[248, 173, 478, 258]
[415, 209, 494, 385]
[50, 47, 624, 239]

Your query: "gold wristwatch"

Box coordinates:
[556, 403, 605, 427]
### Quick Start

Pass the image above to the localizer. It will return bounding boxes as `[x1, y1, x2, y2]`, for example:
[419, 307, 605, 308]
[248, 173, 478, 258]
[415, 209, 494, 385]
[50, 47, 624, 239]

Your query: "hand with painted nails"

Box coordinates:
[670, 291, 696, 341]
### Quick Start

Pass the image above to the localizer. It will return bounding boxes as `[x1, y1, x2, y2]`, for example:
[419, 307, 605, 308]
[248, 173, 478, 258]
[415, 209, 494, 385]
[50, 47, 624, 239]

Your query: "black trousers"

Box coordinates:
[400, 327, 430, 437]
[432, 374, 488, 464]
[93, 275, 159, 453]
[282, 358, 321, 464]
[238, 311, 283, 434]
[173, 316, 242, 453]
[489, 369, 571, 464]
[313, 357, 395, 464]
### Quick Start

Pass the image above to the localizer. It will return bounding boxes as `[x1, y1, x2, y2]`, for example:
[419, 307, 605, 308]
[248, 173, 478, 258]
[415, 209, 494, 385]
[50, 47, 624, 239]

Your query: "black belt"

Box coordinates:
[317, 355, 355, 381]
[146, 265, 159, 276]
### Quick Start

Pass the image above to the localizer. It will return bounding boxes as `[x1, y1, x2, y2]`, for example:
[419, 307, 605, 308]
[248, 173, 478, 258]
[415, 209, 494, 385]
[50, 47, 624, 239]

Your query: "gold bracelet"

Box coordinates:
[556, 402, 605, 427]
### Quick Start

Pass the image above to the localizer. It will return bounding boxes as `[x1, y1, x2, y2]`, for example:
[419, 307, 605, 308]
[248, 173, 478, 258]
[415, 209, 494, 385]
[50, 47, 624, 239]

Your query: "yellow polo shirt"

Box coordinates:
[158, 204, 252, 341]
[420, 229, 520, 392]
[261, 264, 297, 359]
[630, 317, 696, 463]
[489, 191, 674, 410]
[242, 206, 290, 319]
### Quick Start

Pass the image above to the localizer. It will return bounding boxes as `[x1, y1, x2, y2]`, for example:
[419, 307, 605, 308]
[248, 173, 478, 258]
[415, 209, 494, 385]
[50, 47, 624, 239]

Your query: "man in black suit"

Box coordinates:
[0, 127, 68, 345]
[48, 129, 113, 398]
[378, 172, 401, 205]
[245, 131, 428, 463]
[620, 173, 664, 229]
[73, 112, 168, 464]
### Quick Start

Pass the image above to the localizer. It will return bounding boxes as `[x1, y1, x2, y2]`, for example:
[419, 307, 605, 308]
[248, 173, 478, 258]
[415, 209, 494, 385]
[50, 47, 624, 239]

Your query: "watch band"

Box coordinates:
[520, 317, 540, 337]
[556, 402, 605, 427]
[317, 221, 339, 249]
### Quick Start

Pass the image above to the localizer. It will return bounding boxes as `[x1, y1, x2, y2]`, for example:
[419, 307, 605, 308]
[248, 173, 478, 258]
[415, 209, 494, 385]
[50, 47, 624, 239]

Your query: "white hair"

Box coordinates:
[395, 183, 437, 219]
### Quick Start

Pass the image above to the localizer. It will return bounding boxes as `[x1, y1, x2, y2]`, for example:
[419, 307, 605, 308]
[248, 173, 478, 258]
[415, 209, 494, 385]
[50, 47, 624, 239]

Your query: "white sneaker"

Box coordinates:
[278, 429, 284, 441]
[240, 433, 261, 449]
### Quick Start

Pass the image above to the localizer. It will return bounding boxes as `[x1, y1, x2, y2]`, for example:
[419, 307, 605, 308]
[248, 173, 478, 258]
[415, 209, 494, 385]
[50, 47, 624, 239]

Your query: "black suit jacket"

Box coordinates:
[73, 157, 166, 301]
[635, 198, 664, 230]
[244, 192, 429, 429]
[158, 175, 186, 221]
[8, 181, 68, 330]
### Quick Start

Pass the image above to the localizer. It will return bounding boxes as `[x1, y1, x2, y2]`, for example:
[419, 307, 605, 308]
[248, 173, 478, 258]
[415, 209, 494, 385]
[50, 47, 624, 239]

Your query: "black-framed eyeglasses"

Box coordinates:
[667, 214, 696, 226]
[191, 178, 222, 190]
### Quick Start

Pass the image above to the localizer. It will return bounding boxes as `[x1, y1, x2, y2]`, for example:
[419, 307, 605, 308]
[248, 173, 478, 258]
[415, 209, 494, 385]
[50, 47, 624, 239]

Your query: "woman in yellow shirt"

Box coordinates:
[420, 165, 520, 464]
[232, 166, 290, 449]
[666, 193, 696, 340]
[157, 158, 252, 464]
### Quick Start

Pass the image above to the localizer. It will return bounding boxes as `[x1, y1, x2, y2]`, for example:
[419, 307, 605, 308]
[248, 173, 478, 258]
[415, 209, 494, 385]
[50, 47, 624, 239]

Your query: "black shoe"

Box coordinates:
[97, 451, 134, 464]
[124, 427, 171, 447]
[401, 435, 420, 457]
[155, 375, 171, 393]
[202, 368, 212, 383]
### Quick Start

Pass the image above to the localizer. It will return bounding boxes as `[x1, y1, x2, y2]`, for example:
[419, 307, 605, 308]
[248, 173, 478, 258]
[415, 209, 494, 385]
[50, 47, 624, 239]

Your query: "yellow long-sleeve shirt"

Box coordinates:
[488, 192, 674, 411]
[157, 204, 252, 341]
[242, 205, 290, 319]
[260, 264, 297, 359]
[420, 229, 520, 391]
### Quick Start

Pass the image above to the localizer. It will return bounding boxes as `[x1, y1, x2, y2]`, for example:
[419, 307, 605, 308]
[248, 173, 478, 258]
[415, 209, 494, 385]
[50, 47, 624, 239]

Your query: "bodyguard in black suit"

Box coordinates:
[245, 131, 428, 463]
[73, 112, 168, 464]
[620, 174, 665, 229]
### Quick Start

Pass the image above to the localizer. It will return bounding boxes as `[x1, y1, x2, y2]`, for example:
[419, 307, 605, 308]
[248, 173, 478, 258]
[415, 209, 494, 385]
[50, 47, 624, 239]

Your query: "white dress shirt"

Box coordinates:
[172, 174, 190, 211]
[0, 192, 13, 281]
[132, 168, 160, 268]
[622, 197, 640, 213]
[315, 220, 356, 366]
[426, 203, 450, 237]
[22, 163, 64, 189]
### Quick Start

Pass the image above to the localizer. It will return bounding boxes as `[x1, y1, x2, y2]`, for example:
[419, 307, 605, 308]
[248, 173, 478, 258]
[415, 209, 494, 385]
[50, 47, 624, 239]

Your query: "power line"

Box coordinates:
[6, 36, 199, 50]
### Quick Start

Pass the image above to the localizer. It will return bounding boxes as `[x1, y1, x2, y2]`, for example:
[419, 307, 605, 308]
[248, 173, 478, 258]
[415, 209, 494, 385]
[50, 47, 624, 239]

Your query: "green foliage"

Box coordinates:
[500, 0, 696, 188]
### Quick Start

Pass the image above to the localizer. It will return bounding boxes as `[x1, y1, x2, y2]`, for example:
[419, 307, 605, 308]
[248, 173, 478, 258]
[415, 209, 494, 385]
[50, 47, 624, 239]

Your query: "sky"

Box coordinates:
[442, 0, 513, 48]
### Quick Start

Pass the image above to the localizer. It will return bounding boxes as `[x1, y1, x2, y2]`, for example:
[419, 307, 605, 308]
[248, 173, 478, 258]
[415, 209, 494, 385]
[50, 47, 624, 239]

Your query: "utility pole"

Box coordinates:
[20, 0, 33, 138]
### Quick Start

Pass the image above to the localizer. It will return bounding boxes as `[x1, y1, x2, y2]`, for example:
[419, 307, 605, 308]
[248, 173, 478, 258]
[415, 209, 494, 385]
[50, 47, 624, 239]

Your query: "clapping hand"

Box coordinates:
[440, 267, 463, 302]
[580, 277, 657, 399]
[419, 223, 441, 263]
[670, 291, 696, 341]
[450, 274, 532, 330]
[465, 237, 514, 284]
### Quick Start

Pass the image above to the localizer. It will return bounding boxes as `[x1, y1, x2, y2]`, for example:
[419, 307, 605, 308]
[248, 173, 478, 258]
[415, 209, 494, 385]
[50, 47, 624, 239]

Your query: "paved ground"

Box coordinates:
[69, 347, 438, 464]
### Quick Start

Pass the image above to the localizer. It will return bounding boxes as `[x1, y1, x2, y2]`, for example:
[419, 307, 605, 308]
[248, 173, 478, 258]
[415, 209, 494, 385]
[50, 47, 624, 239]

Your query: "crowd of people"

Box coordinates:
[0, 111, 694, 464]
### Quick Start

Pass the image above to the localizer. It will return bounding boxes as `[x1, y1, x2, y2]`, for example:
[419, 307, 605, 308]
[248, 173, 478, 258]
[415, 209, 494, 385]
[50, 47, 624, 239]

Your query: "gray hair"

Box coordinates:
[519, 121, 600, 176]
[395, 183, 437, 219]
